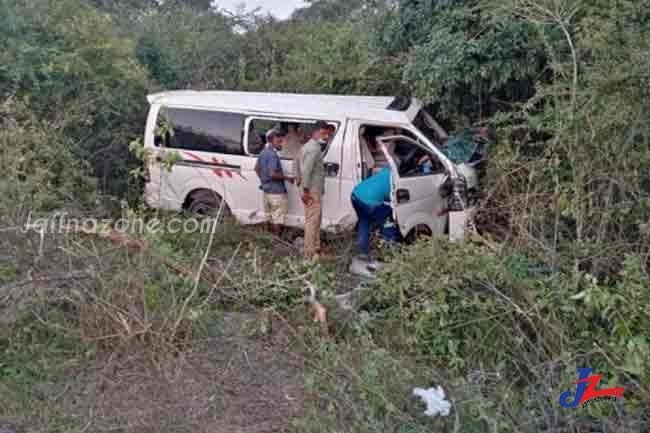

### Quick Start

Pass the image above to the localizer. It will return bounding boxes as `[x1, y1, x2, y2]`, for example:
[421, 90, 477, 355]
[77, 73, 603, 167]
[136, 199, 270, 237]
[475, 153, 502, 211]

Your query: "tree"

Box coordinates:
[0, 0, 151, 198]
[135, 7, 240, 89]
[291, 0, 392, 23]
[481, 0, 650, 271]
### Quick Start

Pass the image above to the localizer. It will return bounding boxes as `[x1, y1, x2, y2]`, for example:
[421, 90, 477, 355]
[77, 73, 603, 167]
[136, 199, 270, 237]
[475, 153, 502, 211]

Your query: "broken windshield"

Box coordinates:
[412, 109, 448, 146]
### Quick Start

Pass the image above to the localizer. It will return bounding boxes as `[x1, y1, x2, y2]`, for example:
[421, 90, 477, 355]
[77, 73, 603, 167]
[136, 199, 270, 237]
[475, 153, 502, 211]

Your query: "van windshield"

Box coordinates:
[412, 109, 447, 146]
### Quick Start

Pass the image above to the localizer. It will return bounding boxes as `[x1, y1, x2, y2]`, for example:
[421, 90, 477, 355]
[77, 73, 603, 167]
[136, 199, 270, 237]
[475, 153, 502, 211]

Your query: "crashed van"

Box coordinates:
[143, 91, 487, 238]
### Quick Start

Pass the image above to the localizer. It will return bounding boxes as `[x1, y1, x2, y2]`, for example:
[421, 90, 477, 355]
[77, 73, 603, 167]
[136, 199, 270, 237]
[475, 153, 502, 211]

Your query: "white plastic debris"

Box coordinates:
[570, 290, 587, 300]
[413, 385, 452, 417]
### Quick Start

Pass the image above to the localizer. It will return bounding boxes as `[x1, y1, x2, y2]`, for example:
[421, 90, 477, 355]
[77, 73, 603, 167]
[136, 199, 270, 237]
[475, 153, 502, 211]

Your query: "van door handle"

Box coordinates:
[324, 162, 340, 177]
[396, 188, 410, 203]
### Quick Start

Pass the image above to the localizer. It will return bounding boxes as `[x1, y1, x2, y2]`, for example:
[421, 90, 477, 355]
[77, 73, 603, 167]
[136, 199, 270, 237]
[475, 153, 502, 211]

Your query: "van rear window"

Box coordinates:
[157, 107, 245, 155]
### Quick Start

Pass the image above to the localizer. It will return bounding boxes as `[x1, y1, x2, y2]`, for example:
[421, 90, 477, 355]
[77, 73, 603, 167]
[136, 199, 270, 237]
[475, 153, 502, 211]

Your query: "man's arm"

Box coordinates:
[254, 158, 262, 179]
[293, 147, 303, 186]
[269, 153, 293, 182]
[294, 153, 302, 178]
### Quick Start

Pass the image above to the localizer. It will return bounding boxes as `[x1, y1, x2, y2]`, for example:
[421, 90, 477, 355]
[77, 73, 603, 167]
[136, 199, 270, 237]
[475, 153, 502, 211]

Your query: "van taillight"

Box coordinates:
[144, 160, 151, 182]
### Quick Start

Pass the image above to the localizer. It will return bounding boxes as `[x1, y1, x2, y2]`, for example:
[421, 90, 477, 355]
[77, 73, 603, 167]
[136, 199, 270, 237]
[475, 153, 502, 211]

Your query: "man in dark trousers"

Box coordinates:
[351, 166, 393, 262]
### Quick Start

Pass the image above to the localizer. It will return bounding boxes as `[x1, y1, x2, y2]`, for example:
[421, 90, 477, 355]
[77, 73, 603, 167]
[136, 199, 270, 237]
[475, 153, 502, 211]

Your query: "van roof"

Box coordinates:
[147, 90, 423, 124]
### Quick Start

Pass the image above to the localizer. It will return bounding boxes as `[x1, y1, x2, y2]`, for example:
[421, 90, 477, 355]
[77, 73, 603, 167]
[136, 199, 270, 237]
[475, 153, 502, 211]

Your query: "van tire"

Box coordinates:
[405, 224, 432, 244]
[185, 190, 231, 219]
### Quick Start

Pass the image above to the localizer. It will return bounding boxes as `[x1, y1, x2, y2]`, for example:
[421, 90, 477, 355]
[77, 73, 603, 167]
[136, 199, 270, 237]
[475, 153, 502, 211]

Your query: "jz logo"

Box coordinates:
[558, 368, 624, 408]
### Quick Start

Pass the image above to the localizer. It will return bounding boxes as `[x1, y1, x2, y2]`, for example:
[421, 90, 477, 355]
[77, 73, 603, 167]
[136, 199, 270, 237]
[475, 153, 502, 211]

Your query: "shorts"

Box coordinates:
[264, 193, 288, 225]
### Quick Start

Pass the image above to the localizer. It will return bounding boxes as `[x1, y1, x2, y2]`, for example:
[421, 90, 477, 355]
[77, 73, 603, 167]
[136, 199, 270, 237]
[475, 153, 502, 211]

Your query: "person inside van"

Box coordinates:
[247, 122, 266, 155]
[279, 122, 304, 159]
[280, 122, 307, 186]
[326, 123, 336, 145]
[255, 128, 293, 236]
[351, 167, 392, 262]
[362, 127, 398, 175]
[378, 128, 399, 168]
[301, 121, 332, 259]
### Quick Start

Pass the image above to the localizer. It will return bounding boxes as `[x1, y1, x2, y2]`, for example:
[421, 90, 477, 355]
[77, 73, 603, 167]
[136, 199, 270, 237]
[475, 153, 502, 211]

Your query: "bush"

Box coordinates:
[0, 0, 150, 198]
[0, 100, 97, 223]
[335, 238, 650, 431]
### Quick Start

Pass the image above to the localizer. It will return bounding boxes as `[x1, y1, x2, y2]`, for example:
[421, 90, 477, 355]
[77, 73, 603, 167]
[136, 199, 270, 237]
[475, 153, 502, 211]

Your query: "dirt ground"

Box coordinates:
[0, 224, 364, 433]
[4, 313, 306, 433]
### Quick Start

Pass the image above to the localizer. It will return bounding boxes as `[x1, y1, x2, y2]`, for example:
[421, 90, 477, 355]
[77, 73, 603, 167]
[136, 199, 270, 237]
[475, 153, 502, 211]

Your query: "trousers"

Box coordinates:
[303, 194, 322, 258]
[351, 194, 392, 256]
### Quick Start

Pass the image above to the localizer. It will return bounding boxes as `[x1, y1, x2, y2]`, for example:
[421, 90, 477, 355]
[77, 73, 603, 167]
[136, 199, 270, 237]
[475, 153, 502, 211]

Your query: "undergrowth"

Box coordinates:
[296, 237, 650, 433]
[2, 215, 650, 432]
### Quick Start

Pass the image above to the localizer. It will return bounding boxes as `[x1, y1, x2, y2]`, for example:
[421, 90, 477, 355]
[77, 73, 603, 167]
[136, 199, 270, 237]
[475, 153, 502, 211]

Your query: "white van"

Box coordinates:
[143, 91, 485, 238]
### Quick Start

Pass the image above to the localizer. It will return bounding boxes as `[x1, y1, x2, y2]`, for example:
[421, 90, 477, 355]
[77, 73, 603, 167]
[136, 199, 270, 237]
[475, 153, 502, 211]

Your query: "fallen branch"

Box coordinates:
[171, 200, 225, 340]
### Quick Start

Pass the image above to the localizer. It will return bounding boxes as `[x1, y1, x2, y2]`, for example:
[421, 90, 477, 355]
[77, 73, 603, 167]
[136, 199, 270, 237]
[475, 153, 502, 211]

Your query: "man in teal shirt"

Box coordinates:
[351, 167, 393, 260]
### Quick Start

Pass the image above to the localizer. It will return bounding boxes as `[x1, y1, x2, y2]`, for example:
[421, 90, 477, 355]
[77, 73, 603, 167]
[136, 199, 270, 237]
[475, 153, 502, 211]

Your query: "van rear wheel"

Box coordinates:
[185, 190, 230, 219]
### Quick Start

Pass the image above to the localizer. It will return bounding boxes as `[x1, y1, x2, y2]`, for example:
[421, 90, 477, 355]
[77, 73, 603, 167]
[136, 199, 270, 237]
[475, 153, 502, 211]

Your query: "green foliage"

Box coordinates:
[291, 0, 389, 23]
[1, 314, 84, 402]
[236, 19, 401, 95]
[368, 237, 650, 389]
[309, 238, 648, 431]
[364, 1, 550, 119]
[0, 101, 96, 220]
[0, 264, 18, 284]
[481, 0, 650, 271]
[404, 13, 545, 118]
[135, 7, 240, 89]
[2, 1, 649, 432]
[0, 0, 150, 199]
[298, 341, 440, 433]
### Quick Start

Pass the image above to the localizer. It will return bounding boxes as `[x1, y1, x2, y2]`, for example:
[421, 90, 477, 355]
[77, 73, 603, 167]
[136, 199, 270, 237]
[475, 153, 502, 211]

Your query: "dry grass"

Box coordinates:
[4, 212, 648, 433]
[0, 217, 348, 433]
[56, 312, 305, 433]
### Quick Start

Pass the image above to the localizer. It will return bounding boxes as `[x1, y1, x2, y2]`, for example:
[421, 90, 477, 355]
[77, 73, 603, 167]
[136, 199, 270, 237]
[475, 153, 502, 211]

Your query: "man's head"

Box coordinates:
[311, 120, 332, 143]
[266, 128, 286, 150]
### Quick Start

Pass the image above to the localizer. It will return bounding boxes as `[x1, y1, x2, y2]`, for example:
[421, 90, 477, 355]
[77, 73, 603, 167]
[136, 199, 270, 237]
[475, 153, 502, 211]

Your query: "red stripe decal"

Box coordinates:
[182, 152, 247, 180]
[183, 151, 204, 162]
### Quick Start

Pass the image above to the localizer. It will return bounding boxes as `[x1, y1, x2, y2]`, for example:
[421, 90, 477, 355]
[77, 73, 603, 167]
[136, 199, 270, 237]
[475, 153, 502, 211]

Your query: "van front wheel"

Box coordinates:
[185, 190, 231, 219]
[405, 224, 432, 244]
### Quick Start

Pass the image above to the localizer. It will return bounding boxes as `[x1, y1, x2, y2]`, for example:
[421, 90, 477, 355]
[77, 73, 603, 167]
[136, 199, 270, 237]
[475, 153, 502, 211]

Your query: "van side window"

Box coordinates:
[246, 118, 339, 159]
[157, 107, 245, 155]
[359, 125, 415, 178]
[246, 119, 270, 155]
[391, 138, 445, 178]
